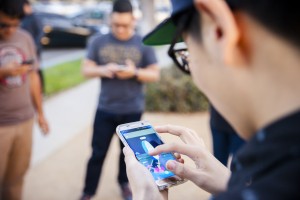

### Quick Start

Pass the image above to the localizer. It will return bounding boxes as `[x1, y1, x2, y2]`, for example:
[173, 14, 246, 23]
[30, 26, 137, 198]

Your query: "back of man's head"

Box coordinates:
[227, 0, 300, 48]
[112, 0, 133, 13]
[0, 0, 25, 19]
[186, 0, 300, 48]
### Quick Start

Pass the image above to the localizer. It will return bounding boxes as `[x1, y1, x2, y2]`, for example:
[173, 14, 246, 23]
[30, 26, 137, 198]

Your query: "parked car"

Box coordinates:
[37, 5, 111, 47]
[71, 8, 110, 36]
[38, 12, 93, 48]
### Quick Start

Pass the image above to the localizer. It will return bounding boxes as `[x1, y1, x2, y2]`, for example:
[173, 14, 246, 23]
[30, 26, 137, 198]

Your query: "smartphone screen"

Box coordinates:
[120, 125, 176, 181]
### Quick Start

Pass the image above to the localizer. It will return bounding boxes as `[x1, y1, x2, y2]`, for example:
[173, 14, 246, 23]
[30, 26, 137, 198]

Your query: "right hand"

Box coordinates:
[98, 63, 118, 78]
[150, 125, 231, 195]
[113, 59, 136, 80]
[0, 61, 33, 78]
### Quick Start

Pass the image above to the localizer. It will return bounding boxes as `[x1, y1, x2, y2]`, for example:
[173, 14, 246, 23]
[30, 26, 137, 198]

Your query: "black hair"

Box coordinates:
[112, 0, 133, 13]
[185, 7, 201, 43]
[173, 6, 202, 43]
[0, 0, 25, 19]
[176, 1, 300, 48]
[227, 0, 300, 48]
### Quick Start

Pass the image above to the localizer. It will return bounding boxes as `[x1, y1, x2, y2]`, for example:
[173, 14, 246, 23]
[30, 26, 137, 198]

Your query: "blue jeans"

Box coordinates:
[211, 127, 245, 166]
[83, 109, 142, 196]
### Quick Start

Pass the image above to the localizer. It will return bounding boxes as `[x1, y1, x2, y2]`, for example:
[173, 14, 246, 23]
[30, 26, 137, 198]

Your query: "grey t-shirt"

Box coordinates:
[87, 33, 157, 114]
[0, 29, 38, 125]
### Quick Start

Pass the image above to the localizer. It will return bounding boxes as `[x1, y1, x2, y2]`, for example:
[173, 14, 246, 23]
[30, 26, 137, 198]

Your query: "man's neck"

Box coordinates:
[242, 20, 300, 138]
[112, 32, 135, 42]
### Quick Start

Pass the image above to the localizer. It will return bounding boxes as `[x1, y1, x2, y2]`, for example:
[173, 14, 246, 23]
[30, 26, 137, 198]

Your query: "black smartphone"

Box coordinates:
[22, 59, 34, 65]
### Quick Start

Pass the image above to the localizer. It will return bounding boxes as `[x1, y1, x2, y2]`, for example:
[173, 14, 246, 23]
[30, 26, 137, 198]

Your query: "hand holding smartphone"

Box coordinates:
[117, 64, 127, 71]
[116, 121, 186, 190]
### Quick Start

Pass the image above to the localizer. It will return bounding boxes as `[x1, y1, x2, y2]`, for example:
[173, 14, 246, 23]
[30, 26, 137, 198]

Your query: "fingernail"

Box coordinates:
[167, 160, 176, 170]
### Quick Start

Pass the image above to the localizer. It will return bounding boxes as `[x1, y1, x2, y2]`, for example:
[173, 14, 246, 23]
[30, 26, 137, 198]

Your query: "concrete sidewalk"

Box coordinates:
[23, 79, 212, 200]
[29, 79, 99, 167]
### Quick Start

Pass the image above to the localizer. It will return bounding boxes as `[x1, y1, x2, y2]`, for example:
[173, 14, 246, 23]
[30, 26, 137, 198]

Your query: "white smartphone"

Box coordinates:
[117, 64, 126, 71]
[116, 120, 186, 190]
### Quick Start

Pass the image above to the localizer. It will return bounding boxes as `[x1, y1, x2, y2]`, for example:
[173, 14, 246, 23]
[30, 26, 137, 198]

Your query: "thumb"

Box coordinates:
[123, 146, 136, 165]
[123, 146, 134, 157]
[166, 160, 198, 181]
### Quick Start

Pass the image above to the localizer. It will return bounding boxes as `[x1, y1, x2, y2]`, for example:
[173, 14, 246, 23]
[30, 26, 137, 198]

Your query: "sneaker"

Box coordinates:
[120, 182, 132, 200]
[79, 194, 92, 200]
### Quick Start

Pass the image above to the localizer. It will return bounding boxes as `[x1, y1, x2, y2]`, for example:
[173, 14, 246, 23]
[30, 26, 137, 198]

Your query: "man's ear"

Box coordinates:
[194, 0, 246, 67]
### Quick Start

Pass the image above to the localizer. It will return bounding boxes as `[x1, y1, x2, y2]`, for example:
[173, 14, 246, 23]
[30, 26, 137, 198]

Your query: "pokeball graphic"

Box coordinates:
[141, 140, 159, 160]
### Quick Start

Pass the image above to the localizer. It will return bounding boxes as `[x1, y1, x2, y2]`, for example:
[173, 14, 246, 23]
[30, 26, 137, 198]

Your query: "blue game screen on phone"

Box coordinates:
[121, 125, 176, 180]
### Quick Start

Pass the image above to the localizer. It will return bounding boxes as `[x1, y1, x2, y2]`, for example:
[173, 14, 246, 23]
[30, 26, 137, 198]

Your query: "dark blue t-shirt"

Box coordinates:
[87, 33, 157, 114]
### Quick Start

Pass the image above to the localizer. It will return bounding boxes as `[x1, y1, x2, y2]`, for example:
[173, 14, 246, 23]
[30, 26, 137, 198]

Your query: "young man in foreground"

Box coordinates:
[123, 0, 300, 199]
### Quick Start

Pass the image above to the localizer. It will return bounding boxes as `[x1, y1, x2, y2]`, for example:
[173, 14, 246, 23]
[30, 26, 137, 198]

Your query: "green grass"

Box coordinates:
[44, 59, 86, 96]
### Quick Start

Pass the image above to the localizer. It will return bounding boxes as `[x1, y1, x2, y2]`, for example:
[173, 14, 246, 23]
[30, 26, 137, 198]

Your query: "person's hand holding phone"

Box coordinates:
[123, 146, 168, 200]
[21, 59, 34, 73]
[150, 125, 231, 195]
[100, 63, 119, 78]
[0, 60, 33, 78]
[114, 59, 136, 80]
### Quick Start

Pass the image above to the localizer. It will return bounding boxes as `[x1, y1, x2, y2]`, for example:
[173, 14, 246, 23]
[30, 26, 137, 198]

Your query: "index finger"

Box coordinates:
[155, 125, 204, 146]
[150, 142, 204, 162]
[155, 125, 185, 137]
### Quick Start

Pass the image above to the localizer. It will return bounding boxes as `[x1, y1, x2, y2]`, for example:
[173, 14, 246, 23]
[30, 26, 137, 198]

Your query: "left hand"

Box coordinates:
[114, 59, 136, 80]
[123, 146, 168, 200]
[38, 114, 49, 135]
